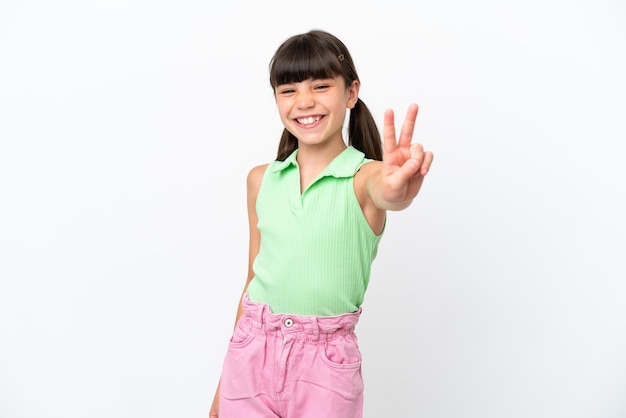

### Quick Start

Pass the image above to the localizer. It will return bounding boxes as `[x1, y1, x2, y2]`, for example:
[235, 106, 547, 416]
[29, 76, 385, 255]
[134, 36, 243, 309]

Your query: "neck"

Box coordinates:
[296, 140, 347, 170]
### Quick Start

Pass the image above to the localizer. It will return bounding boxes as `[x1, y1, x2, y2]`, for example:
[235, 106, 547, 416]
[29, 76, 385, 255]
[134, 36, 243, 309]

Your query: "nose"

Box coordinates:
[296, 90, 315, 109]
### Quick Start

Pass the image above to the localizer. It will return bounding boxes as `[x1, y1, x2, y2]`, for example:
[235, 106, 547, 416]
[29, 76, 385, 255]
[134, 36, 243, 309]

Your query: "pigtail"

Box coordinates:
[276, 129, 298, 161]
[348, 98, 383, 161]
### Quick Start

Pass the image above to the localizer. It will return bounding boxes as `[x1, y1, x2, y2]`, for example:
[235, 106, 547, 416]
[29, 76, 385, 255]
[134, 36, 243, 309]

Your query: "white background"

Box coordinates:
[1, 1, 625, 417]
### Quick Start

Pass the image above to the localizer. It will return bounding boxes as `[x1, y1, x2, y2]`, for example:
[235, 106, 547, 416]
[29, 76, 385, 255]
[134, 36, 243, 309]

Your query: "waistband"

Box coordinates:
[241, 293, 361, 338]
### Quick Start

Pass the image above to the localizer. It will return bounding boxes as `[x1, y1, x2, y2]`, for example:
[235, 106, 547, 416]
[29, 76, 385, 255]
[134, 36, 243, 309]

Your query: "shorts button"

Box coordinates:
[284, 318, 294, 328]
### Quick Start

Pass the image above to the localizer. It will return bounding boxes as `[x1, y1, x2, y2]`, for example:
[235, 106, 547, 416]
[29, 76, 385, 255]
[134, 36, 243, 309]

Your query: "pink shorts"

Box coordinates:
[219, 294, 364, 418]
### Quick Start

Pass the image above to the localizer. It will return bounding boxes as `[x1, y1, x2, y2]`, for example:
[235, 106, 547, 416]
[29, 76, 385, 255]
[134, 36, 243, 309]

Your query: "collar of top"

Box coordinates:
[271, 146, 366, 178]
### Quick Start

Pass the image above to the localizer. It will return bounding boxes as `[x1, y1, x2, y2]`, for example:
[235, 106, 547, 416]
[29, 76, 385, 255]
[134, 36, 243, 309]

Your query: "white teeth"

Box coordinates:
[298, 116, 320, 125]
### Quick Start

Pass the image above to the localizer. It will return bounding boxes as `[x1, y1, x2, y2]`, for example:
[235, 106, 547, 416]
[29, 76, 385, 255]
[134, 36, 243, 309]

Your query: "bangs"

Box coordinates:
[270, 37, 343, 87]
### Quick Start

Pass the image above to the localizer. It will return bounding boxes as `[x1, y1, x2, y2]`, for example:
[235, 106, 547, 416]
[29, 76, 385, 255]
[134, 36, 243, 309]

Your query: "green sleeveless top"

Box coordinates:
[246, 146, 384, 316]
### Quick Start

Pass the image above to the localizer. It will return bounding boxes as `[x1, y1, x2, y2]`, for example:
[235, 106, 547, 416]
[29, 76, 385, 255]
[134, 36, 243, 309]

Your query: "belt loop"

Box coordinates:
[310, 316, 320, 340]
[245, 294, 262, 328]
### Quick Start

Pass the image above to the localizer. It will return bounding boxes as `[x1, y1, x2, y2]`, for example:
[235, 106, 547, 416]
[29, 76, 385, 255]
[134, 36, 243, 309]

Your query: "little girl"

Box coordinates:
[210, 29, 433, 418]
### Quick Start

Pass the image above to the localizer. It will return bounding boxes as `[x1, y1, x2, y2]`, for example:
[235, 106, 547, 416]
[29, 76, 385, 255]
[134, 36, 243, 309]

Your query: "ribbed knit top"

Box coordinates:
[246, 146, 384, 316]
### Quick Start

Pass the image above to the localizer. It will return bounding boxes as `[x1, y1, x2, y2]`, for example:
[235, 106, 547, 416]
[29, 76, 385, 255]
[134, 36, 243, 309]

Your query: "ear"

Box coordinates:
[346, 80, 360, 109]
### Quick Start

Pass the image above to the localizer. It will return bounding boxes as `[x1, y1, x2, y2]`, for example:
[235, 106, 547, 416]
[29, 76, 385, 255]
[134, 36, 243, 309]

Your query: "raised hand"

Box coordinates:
[380, 103, 433, 205]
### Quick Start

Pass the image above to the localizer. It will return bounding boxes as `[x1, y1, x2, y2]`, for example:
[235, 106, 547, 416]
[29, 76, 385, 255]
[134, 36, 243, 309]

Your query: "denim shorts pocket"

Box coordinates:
[228, 316, 257, 348]
[319, 333, 362, 369]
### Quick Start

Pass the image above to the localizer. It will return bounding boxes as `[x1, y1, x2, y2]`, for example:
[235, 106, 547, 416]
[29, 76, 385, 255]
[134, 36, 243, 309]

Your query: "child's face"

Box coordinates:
[274, 76, 359, 148]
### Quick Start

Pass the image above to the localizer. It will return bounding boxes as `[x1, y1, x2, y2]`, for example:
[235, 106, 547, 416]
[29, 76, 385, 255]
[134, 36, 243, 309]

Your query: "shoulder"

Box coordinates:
[354, 159, 382, 198]
[247, 163, 269, 193]
[354, 160, 382, 188]
[357, 159, 382, 174]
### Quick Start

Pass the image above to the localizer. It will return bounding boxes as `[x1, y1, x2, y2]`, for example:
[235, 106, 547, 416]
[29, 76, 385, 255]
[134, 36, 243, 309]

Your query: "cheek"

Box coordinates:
[275, 100, 292, 117]
[278, 109, 292, 124]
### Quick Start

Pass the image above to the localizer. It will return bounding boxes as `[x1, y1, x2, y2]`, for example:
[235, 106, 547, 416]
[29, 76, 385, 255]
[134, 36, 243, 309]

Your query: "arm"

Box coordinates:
[209, 163, 267, 418]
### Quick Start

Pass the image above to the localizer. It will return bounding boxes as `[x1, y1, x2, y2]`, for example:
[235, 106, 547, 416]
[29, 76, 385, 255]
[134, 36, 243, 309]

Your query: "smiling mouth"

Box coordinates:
[296, 116, 323, 125]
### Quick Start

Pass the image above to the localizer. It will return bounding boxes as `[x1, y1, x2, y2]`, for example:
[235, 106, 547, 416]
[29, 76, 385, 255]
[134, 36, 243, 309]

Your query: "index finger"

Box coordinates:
[383, 108, 397, 153]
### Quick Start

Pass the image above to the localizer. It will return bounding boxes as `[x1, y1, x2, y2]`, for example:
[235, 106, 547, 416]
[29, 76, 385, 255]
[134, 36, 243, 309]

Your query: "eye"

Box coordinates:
[313, 78, 336, 90]
[278, 88, 295, 95]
